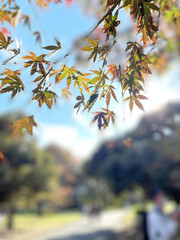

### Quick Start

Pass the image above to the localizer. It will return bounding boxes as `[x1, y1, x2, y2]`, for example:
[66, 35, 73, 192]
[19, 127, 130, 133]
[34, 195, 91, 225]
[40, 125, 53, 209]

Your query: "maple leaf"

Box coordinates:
[0, 70, 25, 98]
[121, 41, 151, 108]
[54, 65, 78, 86]
[23, 52, 48, 75]
[33, 72, 45, 82]
[84, 93, 99, 112]
[128, 0, 159, 45]
[101, 108, 115, 125]
[82, 38, 99, 62]
[0, 5, 11, 24]
[125, 94, 147, 112]
[92, 111, 108, 130]
[107, 64, 120, 80]
[12, 116, 37, 136]
[102, 11, 120, 40]
[32, 90, 57, 108]
[106, 85, 118, 108]
[61, 87, 72, 99]
[90, 68, 109, 93]
[0, 31, 13, 50]
[42, 38, 61, 57]
[92, 108, 115, 130]
[74, 73, 91, 94]
[43, 42, 61, 51]
[74, 94, 85, 114]
[2, 68, 21, 76]
[134, 98, 144, 111]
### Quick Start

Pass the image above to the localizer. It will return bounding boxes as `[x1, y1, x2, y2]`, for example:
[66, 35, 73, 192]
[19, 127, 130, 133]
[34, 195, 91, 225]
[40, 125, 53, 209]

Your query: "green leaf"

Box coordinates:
[90, 76, 100, 84]
[146, 3, 159, 11]
[123, 0, 132, 7]
[84, 93, 99, 112]
[143, 3, 151, 16]
[42, 45, 61, 50]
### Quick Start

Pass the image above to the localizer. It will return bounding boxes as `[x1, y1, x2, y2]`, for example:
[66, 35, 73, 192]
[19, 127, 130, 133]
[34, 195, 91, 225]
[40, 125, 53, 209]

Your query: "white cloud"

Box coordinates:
[35, 123, 100, 161]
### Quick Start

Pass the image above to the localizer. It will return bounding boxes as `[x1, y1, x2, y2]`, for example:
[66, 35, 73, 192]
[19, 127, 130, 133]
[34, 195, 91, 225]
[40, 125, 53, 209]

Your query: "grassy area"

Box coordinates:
[0, 211, 83, 232]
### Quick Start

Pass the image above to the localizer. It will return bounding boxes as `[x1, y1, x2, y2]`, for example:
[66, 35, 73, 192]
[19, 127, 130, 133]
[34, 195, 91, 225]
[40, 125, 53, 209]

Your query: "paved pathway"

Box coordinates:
[35, 210, 126, 240]
[0, 209, 128, 240]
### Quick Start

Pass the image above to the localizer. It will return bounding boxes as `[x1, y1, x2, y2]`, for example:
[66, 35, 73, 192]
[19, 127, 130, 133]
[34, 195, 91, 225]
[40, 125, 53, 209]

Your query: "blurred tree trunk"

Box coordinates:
[36, 201, 43, 215]
[6, 204, 15, 230]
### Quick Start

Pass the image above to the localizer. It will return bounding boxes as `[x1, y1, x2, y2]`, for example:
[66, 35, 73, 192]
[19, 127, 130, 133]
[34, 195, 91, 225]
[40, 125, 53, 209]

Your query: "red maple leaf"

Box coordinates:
[66, 0, 72, 6]
[0, 27, 9, 37]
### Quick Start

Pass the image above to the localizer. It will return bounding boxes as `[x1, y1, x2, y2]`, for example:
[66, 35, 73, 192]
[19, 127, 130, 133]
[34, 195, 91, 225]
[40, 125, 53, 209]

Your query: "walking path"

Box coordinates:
[36, 209, 127, 240]
[1, 209, 131, 240]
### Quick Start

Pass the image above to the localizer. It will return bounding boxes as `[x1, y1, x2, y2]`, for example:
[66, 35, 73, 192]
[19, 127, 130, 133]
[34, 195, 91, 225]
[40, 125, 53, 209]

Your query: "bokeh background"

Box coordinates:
[0, 0, 179, 240]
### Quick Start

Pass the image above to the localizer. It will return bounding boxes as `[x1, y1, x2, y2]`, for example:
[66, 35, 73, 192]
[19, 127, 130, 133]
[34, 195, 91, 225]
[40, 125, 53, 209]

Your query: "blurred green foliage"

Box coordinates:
[0, 113, 57, 229]
[84, 102, 180, 202]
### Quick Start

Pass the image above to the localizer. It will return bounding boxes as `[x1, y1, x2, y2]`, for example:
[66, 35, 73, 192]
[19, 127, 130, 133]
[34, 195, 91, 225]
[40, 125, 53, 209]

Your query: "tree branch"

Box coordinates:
[87, 0, 122, 37]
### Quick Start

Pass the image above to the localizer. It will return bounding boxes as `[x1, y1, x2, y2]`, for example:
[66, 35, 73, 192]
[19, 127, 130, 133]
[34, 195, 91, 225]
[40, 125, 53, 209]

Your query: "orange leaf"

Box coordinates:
[12, 116, 37, 136]
[110, 88, 118, 102]
[141, 61, 151, 74]
[0, 151, 8, 164]
[107, 64, 118, 79]
[151, 34, 157, 44]
[106, 90, 111, 108]
[129, 98, 133, 111]
[136, 95, 148, 100]
[135, 99, 144, 111]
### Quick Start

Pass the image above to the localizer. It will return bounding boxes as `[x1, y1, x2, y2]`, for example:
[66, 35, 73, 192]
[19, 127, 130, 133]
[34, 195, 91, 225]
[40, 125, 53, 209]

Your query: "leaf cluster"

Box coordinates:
[102, 11, 120, 40]
[92, 108, 115, 130]
[0, 68, 24, 98]
[0, 0, 179, 132]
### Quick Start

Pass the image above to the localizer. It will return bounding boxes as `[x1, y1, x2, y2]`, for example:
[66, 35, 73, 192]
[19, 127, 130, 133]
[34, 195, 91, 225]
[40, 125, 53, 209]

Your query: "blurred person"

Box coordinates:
[82, 203, 91, 216]
[147, 188, 180, 240]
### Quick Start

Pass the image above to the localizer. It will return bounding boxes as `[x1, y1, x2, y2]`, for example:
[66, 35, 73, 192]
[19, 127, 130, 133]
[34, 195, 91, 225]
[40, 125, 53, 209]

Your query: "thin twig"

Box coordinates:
[52, 1, 124, 66]
[87, 0, 122, 37]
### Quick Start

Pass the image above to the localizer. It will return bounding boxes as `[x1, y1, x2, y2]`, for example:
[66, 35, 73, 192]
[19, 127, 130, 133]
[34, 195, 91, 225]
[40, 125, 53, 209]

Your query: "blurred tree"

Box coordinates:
[84, 102, 180, 202]
[46, 145, 80, 209]
[0, 113, 56, 229]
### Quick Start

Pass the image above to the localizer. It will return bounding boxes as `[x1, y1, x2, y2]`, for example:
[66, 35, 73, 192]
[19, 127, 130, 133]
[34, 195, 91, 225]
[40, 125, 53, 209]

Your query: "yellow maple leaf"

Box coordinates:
[12, 116, 37, 136]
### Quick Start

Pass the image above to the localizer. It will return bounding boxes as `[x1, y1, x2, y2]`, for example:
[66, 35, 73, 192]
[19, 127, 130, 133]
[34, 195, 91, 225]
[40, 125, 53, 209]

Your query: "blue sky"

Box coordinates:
[1, 3, 96, 123]
[0, 1, 103, 159]
[1, 1, 180, 161]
